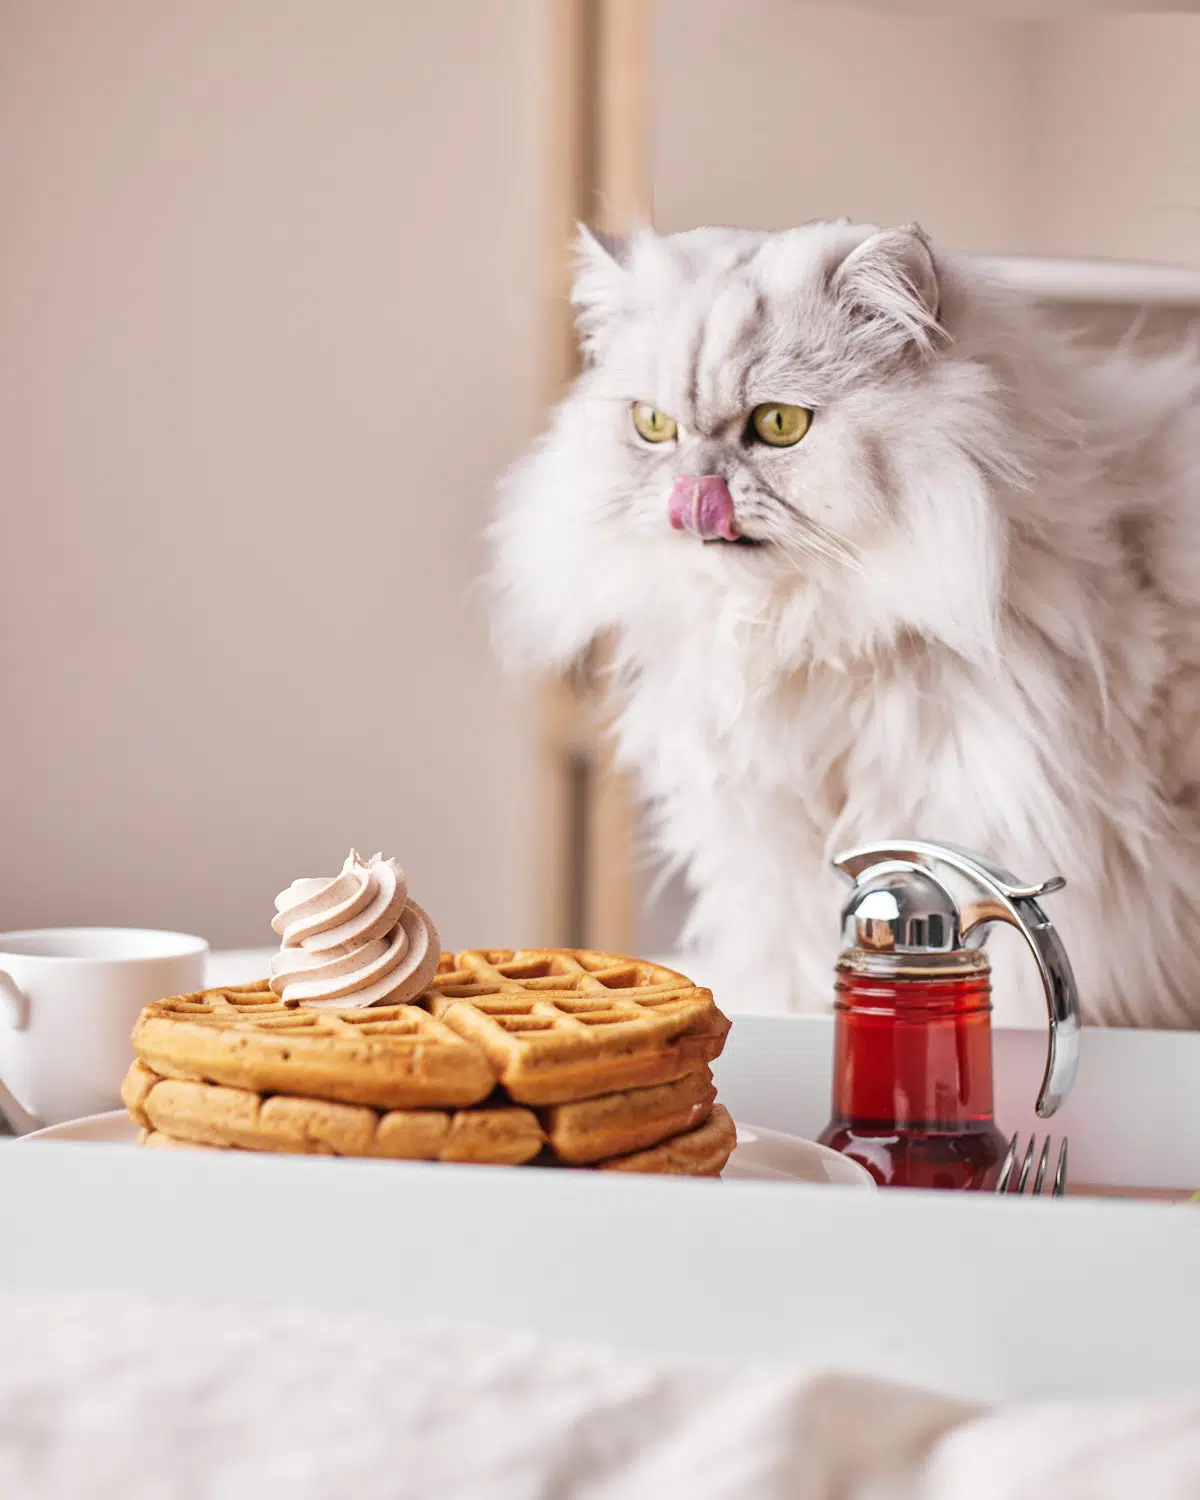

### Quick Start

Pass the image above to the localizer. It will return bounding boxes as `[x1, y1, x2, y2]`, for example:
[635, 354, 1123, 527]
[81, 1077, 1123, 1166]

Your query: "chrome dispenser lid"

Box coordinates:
[840, 860, 962, 954]
[831, 839, 1081, 1119]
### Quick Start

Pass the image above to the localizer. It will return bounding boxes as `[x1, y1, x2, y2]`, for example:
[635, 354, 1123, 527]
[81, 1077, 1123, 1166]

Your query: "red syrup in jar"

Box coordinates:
[818, 954, 1008, 1190]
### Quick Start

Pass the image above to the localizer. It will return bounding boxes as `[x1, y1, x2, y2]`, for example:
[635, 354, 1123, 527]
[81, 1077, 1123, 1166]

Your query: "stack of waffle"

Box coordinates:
[121, 949, 735, 1175]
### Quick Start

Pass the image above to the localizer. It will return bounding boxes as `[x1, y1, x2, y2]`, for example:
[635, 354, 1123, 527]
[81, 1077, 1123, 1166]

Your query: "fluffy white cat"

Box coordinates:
[491, 220, 1200, 1028]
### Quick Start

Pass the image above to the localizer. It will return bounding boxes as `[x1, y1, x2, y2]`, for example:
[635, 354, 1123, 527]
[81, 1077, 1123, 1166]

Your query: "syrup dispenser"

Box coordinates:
[818, 840, 1081, 1189]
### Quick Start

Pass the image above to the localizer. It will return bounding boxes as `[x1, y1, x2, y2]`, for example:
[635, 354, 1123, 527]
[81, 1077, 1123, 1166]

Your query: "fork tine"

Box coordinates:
[1032, 1137, 1051, 1195]
[1015, 1135, 1037, 1193]
[996, 1132, 1019, 1193]
[995, 1134, 1069, 1197]
[1052, 1138, 1069, 1198]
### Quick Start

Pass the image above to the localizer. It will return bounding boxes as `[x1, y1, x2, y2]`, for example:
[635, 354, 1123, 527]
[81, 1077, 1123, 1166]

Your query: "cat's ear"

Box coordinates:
[571, 224, 632, 357]
[832, 224, 943, 358]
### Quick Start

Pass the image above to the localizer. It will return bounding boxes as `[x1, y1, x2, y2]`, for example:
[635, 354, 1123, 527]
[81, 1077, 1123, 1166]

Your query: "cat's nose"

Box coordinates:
[668, 475, 740, 541]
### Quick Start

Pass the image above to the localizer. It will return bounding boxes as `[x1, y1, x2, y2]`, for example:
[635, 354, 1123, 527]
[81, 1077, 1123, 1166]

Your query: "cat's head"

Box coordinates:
[495, 220, 1034, 673]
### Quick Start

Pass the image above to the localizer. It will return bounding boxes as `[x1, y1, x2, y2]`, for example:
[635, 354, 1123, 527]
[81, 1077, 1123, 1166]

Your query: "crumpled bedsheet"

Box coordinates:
[0, 1291, 1196, 1499]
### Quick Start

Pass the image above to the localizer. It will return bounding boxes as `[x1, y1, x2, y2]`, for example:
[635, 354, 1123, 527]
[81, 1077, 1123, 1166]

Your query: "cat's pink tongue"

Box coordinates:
[668, 475, 740, 541]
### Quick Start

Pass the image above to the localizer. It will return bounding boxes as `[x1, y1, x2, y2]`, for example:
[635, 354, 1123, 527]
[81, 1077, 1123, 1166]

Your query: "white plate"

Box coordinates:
[16, 1111, 875, 1187]
[18, 1111, 137, 1146]
[724, 1123, 876, 1187]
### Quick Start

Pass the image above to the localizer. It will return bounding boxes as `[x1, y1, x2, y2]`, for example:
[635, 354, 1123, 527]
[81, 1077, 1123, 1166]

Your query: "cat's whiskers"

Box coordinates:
[769, 516, 861, 575]
[745, 480, 861, 575]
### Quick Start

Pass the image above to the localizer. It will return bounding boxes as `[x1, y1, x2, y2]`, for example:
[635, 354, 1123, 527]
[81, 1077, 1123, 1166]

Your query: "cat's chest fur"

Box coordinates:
[616, 606, 1008, 855]
[611, 605, 1093, 1021]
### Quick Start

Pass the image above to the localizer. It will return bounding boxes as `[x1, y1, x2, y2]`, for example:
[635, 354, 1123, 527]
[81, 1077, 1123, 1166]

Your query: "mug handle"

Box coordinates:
[0, 971, 43, 1134]
[0, 970, 30, 1030]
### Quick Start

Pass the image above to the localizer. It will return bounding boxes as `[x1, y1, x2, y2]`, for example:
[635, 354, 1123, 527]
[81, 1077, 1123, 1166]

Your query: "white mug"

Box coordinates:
[0, 928, 208, 1132]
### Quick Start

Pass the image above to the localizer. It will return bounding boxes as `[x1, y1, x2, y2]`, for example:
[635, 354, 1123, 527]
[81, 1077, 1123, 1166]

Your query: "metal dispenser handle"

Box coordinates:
[832, 839, 1081, 1117]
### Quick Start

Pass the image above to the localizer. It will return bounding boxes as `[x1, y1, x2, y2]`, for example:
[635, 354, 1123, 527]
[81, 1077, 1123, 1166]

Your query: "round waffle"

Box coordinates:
[424, 949, 729, 1105]
[131, 981, 496, 1111]
[598, 1104, 737, 1177]
[121, 1059, 542, 1165]
[137, 1099, 739, 1176]
[541, 1067, 716, 1163]
[122, 1058, 717, 1166]
[131, 950, 729, 1110]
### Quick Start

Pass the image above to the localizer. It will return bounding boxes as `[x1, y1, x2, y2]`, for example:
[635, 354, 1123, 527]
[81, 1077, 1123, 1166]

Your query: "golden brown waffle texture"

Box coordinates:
[132, 981, 497, 1109]
[133, 951, 728, 1109]
[127, 949, 733, 1173]
[122, 1058, 543, 1164]
[135, 1101, 738, 1176]
[425, 949, 728, 1104]
[123, 1058, 718, 1167]
[598, 1104, 736, 1176]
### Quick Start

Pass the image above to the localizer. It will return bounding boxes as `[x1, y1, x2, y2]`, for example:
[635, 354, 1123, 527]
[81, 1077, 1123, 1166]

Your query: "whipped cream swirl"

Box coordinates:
[269, 849, 441, 1009]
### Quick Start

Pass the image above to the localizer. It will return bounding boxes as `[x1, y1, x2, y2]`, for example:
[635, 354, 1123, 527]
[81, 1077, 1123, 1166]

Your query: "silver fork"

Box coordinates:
[995, 1133, 1069, 1196]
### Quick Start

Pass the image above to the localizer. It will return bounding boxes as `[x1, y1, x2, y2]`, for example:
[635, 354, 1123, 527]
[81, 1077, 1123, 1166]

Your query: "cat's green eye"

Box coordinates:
[750, 403, 811, 447]
[632, 403, 678, 444]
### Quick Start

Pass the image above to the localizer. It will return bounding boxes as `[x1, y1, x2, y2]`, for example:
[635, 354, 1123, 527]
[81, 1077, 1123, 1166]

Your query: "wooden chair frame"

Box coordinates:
[534, 0, 650, 951]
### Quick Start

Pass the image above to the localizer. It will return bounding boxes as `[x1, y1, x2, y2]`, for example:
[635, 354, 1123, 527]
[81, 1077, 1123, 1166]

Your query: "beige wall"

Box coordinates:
[1033, 15, 1200, 264]
[652, 1, 1200, 267]
[652, 1, 1036, 251]
[0, 1, 543, 949]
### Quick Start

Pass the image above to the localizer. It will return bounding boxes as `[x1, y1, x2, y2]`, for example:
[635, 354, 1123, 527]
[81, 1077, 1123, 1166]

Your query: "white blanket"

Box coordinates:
[0, 1292, 1196, 1499]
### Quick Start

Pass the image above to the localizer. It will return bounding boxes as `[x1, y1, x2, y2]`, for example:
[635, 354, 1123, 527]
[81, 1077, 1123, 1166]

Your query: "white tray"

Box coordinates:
[0, 1015, 1196, 1405]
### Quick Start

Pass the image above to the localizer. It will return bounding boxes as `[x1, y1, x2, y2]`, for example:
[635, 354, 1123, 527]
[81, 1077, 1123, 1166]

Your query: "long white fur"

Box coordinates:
[491, 220, 1200, 1027]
